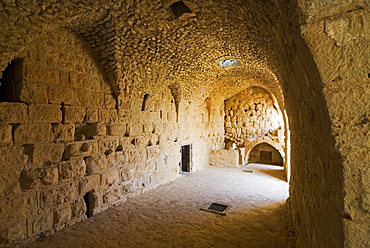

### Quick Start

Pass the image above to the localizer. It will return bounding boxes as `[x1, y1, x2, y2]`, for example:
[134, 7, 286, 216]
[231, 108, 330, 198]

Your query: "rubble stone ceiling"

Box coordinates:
[0, 0, 292, 106]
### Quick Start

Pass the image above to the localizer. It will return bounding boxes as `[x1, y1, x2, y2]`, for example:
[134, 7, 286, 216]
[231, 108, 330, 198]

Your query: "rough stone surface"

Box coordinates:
[0, 0, 368, 247]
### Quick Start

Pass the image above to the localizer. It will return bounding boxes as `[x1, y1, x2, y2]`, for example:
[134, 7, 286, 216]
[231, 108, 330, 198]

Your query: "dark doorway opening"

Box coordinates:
[83, 191, 95, 218]
[181, 144, 192, 172]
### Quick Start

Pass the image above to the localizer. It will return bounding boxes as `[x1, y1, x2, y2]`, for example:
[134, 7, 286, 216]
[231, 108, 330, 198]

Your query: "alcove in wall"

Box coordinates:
[247, 142, 283, 166]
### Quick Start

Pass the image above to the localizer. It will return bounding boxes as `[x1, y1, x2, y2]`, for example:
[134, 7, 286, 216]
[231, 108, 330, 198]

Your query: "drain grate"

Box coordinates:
[201, 202, 231, 215]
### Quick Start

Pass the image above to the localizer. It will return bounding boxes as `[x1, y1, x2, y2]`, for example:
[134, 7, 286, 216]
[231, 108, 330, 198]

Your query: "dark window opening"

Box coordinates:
[83, 191, 95, 218]
[170, 1, 192, 18]
[142, 94, 149, 111]
[0, 58, 23, 102]
[181, 144, 192, 172]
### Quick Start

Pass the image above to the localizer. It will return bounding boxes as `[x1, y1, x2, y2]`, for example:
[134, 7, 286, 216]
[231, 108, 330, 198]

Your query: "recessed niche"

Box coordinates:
[142, 94, 149, 111]
[170, 1, 192, 18]
[0, 58, 23, 102]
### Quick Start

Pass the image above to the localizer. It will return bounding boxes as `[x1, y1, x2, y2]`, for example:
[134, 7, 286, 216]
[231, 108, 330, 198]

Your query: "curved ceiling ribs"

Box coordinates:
[0, 0, 286, 105]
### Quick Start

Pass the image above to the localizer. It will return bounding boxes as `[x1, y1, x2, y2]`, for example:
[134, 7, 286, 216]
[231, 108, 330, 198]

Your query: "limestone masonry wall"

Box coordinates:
[223, 86, 285, 164]
[0, 0, 368, 247]
[0, 28, 223, 245]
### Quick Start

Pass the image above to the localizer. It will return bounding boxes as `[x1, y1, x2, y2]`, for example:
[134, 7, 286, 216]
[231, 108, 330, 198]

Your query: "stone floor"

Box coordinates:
[24, 164, 290, 248]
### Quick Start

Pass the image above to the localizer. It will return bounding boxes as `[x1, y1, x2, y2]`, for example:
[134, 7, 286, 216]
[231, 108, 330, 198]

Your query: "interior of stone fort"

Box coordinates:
[0, 0, 369, 247]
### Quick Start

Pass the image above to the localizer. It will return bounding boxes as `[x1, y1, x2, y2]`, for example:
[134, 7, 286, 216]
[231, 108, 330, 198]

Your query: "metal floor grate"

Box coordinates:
[201, 202, 231, 215]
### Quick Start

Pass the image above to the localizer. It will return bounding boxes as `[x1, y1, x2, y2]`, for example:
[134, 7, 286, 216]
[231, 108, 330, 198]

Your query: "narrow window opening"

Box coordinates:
[0, 58, 23, 102]
[142, 94, 149, 111]
[83, 191, 95, 218]
[170, 1, 192, 18]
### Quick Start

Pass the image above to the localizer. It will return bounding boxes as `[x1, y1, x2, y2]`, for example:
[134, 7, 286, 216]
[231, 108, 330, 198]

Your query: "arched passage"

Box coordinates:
[246, 142, 284, 166]
[0, 0, 356, 247]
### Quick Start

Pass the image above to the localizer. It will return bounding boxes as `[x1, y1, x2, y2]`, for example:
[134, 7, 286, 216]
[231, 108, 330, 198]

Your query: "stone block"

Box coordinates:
[149, 112, 160, 122]
[58, 159, 86, 180]
[79, 175, 100, 195]
[0, 146, 27, 168]
[106, 151, 128, 169]
[14, 124, 52, 143]
[86, 109, 99, 123]
[39, 183, 77, 211]
[98, 138, 119, 154]
[128, 149, 147, 165]
[132, 135, 150, 148]
[77, 90, 103, 108]
[69, 73, 87, 89]
[59, 71, 69, 86]
[130, 98, 143, 111]
[64, 141, 97, 159]
[0, 166, 22, 197]
[53, 204, 71, 226]
[104, 93, 116, 109]
[119, 137, 135, 149]
[102, 186, 125, 205]
[127, 123, 143, 136]
[85, 155, 108, 175]
[70, 198, 86, 219]
[48, 85, 75, 105]
[167, 111, 177, 122]
[99, 109, 118, 123]
[143, 123, 155, 134]
[32, 143, 64, 165]
[20, 166, 58, 189]
[52, 123, 75, 142]
[209, 149, 239, 168]
[0, 124, 12, 144]
[27, 211, 53, 237]
[62, 106, 86, 124]
[0, 102, 28, 123]
[147, 146, 161, 160]
[75, 123, 105, 140]
[101, 171, 120, 188]
[19, 82, 48, 103]
[0, 220, 27, 243]
[107, 124, 126, 136]
[0, 192, 37, 223]
[28, 103, 62, 124]
[44, 69, 60, 85]
[154, 122, 163, 133]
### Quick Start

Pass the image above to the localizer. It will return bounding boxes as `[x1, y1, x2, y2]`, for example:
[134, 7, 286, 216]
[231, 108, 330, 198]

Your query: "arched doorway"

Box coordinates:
[247, 142, 283, 165]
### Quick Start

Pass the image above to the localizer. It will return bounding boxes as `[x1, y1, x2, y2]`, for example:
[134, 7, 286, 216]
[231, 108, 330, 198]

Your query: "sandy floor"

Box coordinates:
[24, 164, 290, 248]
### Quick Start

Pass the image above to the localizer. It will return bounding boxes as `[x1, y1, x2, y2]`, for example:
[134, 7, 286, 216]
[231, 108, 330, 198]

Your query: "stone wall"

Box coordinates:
[298, 2, 370, 246]
[0, 28, 223, 245]
[224, 86, 285, 163]
[0, 0, 367, 247]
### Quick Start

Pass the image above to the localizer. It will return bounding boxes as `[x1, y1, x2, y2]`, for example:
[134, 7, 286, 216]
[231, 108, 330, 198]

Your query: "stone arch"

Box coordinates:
[244, 139, 284, 164]
[246, 141, 284, 165]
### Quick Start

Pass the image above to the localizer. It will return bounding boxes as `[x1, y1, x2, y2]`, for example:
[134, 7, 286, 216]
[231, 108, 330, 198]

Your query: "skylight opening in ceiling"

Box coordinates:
[218, 59, 240, 68]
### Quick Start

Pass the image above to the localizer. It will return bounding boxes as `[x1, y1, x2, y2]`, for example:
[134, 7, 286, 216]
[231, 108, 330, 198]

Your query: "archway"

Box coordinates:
[247, 142, 284, 166]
